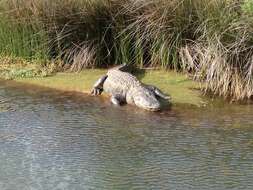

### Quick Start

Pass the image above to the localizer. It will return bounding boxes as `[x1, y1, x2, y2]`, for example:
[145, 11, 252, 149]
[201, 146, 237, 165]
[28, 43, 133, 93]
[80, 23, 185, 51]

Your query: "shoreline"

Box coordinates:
[0, 68, 206, 107]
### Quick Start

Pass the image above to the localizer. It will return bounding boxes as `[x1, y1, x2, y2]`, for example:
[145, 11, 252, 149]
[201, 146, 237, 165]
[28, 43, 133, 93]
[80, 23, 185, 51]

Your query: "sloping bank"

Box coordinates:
[0, 66, 206, 107]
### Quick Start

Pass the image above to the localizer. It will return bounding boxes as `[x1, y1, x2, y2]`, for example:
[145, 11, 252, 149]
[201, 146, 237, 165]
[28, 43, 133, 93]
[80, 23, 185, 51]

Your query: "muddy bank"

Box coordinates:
[9, 69, 206, 106]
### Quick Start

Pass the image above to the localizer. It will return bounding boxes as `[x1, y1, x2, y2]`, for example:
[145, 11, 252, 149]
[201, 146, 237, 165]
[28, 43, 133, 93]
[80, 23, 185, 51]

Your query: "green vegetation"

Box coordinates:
[0, 57, 56, 79]
[0, 17, 48, 60]
[0, 0, 253, 101]
[15, 69, 203, 106]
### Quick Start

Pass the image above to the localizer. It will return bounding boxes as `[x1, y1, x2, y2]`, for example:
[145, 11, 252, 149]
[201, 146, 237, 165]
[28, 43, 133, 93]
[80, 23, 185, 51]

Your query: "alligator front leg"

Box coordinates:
[146, 85, 171, 100]
[91, 75, 108, 96]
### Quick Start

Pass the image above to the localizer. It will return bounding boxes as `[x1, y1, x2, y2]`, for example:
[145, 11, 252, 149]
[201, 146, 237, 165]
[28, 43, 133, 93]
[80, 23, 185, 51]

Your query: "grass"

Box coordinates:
[15, 70, 106, 93]
[14, 69, 203, 106]
[1, 0, 253, 101]
[140, 71, 203, 106]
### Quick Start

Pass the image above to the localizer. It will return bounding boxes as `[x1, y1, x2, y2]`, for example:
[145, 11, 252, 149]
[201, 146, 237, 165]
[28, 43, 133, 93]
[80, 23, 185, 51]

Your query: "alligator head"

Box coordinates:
[133, 88, 161, 111]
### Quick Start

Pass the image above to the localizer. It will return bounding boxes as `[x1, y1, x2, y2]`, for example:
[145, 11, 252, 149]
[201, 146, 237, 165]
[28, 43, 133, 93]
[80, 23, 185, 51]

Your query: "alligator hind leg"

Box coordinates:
[91, 75, 107, 96]
[146, 85, 171, 100]
[111, 94, 124, 106]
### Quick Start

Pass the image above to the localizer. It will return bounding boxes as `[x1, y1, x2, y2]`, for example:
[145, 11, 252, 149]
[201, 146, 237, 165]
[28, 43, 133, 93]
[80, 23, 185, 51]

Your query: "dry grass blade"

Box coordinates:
[69, 43, 97, 72]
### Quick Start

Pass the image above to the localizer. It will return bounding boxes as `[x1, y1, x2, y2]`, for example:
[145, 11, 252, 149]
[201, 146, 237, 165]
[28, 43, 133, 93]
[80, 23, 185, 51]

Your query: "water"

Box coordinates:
[0, 80, 252, 190]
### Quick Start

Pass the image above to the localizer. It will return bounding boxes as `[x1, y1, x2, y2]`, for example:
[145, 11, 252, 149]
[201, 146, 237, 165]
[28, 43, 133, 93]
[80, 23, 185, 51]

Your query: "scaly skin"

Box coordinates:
[103, 69, 141, 98]
[91, 65, 170, 111]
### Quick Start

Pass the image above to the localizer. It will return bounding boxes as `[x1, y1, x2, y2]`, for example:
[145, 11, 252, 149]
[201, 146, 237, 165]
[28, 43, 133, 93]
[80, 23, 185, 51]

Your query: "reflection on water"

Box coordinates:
[0, 80, 252, 190]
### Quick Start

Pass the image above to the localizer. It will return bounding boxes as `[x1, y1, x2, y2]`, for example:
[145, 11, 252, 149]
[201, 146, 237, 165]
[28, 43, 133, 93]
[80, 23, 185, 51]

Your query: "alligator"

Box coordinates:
[91, 64, 170, 111]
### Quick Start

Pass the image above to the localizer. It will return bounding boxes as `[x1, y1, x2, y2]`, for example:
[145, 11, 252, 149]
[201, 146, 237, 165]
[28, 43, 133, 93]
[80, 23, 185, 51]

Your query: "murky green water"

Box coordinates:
[0, 80, 252, 190]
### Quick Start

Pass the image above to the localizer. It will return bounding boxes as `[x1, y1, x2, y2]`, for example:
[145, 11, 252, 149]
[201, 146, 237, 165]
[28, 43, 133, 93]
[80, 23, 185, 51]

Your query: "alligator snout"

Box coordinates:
[134, 94, 161, 111]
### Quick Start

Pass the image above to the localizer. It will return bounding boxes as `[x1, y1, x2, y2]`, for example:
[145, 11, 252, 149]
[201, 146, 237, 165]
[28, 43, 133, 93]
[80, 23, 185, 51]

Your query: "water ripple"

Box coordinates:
[0, 82, 252, 190]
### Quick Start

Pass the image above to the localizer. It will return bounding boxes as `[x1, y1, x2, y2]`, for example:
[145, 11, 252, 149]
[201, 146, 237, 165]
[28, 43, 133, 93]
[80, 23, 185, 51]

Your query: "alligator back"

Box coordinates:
[103, 69, 141, 97]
